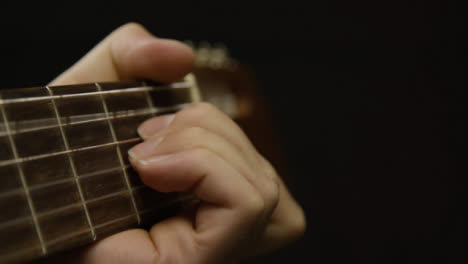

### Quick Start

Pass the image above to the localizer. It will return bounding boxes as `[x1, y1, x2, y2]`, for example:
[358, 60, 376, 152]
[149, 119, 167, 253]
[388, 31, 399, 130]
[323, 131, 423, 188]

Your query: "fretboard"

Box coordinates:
[0, 76, 200, 263]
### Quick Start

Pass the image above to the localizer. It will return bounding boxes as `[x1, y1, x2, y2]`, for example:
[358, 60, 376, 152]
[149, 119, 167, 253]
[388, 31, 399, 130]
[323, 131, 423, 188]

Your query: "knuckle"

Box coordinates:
[241, 189, 265, 218]
[257, 156, 280, 210]
[262, 178, 280, 211]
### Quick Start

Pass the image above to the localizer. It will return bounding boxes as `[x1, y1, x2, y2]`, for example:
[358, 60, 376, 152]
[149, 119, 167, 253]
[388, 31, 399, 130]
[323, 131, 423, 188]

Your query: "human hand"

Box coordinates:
[49, 23, 305, 264]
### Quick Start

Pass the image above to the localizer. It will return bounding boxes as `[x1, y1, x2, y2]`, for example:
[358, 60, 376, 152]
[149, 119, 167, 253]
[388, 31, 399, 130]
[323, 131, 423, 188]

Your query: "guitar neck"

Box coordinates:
[0, 77, 199, 262]
[0, 44, 284, 263]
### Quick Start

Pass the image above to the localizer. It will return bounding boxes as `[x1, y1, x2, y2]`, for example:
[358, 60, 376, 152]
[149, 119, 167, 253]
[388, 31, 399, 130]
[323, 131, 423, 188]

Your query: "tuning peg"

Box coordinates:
[194, 41, 212, 67]
[206, 43, 226, 69]
[183, 40, 238, 71]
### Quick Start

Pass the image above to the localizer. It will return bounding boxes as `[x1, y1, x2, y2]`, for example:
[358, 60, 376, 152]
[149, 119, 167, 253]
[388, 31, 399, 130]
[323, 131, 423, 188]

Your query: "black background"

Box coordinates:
[1, 1, 465, 263]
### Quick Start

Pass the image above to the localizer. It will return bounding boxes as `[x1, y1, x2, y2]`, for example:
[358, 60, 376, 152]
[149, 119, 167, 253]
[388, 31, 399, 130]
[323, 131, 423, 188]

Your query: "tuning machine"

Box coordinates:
[184, 41, 238, 71]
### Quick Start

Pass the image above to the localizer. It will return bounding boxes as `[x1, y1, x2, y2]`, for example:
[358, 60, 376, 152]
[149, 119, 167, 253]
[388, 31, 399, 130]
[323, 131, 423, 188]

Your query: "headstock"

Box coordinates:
[186, 41, 250, 119]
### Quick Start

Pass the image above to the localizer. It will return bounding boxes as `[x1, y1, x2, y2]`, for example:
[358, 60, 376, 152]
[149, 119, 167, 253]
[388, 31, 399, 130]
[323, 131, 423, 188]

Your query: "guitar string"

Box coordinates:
[0, 81, 196, 257]
[50, 194, 192, 244]
[29, 164, 132, 193]
[0, 137, 141, 168]
[0, 103, 188, 137]
[0, 107, 192, 226]
[0, 181, 180, 229]
[0, 163, 134, 199]
[0, 101, 189, 203]
[0, 103, 191, 167]
[0, 81, 191, 105]
[0, 195, 193, 261]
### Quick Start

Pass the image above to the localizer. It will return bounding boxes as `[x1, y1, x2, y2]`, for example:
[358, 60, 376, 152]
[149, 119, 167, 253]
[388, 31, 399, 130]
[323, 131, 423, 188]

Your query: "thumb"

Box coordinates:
[49, 23, 194, 85]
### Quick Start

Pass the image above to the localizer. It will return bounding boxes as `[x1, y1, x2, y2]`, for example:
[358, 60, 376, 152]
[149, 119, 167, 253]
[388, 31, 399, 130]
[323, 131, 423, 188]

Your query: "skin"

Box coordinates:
[48, 23, 305, 264]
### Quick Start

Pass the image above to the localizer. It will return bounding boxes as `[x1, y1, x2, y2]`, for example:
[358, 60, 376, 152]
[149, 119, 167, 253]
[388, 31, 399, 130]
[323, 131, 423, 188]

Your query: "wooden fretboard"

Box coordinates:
[0, 76, 200, 262]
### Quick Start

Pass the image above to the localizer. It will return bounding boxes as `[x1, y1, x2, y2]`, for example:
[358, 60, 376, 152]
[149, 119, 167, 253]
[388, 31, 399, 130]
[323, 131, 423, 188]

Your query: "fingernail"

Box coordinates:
[136, 154, 174, 167]
[138, 114, 176, 139]
[128, 136, 164, 160]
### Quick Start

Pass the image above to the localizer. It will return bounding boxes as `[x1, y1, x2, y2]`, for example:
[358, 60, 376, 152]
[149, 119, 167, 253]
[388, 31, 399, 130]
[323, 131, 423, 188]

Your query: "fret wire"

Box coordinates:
[45, 86, 96, 240]
[0, 94, 47, 254]
[96, 83, 141, 224]
[142, 80, 156, 117]
[0, 81, 192, 105]
[0, 104, 189, 138]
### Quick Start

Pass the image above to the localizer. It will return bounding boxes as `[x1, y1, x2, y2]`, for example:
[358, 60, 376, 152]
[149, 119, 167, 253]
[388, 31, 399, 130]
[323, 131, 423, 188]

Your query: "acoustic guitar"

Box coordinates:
[0, 43, 285, 263]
